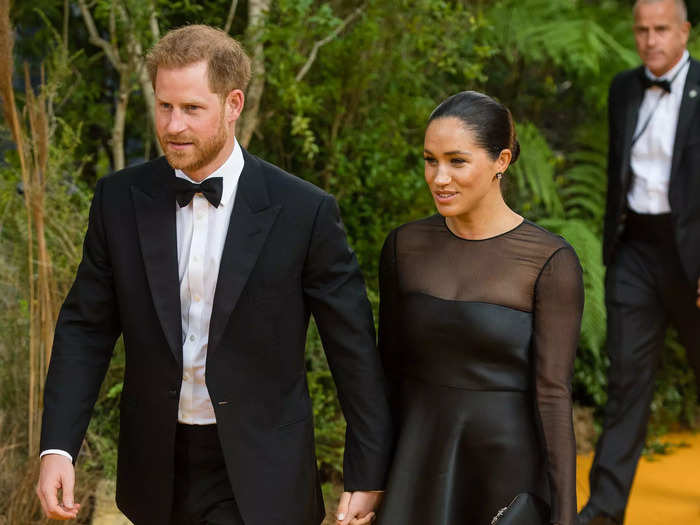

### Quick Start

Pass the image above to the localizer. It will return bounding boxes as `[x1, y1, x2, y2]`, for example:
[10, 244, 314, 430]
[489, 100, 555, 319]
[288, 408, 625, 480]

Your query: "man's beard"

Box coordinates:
[159, 116, 228, 175]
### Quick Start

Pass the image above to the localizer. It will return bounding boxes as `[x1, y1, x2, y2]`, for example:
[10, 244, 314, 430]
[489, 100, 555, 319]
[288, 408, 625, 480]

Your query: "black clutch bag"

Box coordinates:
[490, 493, 550, 525]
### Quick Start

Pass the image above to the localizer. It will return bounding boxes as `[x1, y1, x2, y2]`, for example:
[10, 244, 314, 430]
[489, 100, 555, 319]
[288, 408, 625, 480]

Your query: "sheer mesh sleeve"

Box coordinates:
[378, 229, 402, 414]
[533, 246, 584, 525]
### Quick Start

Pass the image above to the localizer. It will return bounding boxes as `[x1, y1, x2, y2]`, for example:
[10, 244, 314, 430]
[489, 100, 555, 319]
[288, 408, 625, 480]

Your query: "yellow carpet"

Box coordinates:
[576, 432, 700, 524]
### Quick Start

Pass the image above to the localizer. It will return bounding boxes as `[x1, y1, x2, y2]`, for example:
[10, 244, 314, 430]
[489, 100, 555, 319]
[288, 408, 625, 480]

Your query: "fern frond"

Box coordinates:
[560, 142, 607, 225]
[489, 0, 638, 77]
[511, 122, 564, 219]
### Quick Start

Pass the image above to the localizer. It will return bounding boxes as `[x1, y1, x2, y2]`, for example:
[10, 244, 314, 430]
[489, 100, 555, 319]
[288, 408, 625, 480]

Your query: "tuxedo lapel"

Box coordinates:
[208, 150, 281, 355]
[131, 160, 183, 364]
[671, 59, 700, 181]
[621, 67, 645, 192]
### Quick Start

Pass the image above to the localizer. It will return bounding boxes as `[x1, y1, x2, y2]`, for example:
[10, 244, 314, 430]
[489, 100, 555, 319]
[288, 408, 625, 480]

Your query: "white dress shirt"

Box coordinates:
[175, 139, 244, 424]
[628, 50, 690, 214]
[41, 139, 244, 461]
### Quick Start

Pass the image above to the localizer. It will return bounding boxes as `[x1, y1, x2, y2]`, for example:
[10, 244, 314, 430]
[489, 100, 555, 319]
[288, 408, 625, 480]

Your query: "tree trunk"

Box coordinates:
[237, 0, 271, 147]
[137, 61, 163, 157]
[131, 9, 164, 158]
[112, 69, 131, 171]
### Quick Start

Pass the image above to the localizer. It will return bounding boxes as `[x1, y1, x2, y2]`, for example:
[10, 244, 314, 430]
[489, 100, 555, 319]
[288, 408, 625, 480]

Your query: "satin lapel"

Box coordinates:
[621, 68, 645, 192]
[208, 151, 281, 355]
[671, 59, 700, 181]
[131, 161, 182, 364]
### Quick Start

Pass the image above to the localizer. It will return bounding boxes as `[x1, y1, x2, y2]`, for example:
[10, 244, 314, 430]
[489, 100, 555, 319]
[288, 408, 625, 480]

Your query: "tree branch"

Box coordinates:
[62, 0, 69, 49]
[77, 0, 124, 69]
[133, 39, 164, 156]
[109, 2, 118, 57]
[295, 6, 364, 83]
[149, 0, 160, 41]
[112, 71, 130, 170]
[223, 0, 239, 34]
[119, 1, 163, 157]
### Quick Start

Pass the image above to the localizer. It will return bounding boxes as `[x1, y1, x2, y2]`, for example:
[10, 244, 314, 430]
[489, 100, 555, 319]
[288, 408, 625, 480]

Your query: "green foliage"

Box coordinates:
[308, 368, 346, 479]
[510, 122, 564, 218]
[491, 0, 637, 73]
[647, 331, 699, 437]
[305, 320, 345, 479]
[690, 28, 700, 58]
[259, 0, 497, 281]
[642, 439, 689, 459]
[83, 341, 125, 479]
[486, 0, 638, 108]
[560, 147, 607, 227]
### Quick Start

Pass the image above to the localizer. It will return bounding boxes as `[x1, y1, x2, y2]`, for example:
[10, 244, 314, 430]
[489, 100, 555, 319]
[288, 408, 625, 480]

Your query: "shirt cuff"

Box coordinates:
[40, 449, 73, 462]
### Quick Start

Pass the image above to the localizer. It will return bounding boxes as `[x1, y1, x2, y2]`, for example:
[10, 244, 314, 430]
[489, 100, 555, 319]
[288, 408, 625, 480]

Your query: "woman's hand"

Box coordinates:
[336, 491, 383, 525]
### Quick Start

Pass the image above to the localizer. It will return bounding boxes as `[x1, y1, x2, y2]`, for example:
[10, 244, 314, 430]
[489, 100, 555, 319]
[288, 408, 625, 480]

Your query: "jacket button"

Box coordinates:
[168, 389, 178, 399]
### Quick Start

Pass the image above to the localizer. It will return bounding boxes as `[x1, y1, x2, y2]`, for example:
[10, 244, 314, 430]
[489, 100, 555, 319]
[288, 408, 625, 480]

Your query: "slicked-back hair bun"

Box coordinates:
[428, 91, 520, 165]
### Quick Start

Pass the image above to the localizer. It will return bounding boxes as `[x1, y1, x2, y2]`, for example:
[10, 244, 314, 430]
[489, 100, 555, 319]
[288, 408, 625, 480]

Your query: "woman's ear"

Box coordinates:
[496, 148, 513, 173]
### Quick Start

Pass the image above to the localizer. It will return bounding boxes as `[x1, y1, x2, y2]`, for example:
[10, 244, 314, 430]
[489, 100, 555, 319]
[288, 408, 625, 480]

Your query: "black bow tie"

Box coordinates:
[172, 177, 223, 208]
[642, 76, 672, 93]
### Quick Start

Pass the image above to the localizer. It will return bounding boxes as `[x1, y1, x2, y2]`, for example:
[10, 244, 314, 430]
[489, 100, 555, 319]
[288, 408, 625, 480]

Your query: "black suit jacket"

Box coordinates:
[603, 57, 700, 284]
[41, 149, 393, 525]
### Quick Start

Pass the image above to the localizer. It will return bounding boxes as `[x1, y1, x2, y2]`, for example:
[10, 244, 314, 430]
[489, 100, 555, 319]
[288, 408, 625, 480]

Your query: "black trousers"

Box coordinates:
[588, 212, 700, 521]
[170, 424, 245, 525]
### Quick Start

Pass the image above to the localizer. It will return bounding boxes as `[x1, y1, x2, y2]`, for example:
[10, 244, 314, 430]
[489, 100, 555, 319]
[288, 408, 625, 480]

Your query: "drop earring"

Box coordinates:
[496, 172, 503, 180]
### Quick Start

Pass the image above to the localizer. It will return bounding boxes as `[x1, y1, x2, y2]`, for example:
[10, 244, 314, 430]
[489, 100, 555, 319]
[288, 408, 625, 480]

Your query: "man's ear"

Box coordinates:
[682, 21, 691, 42]
[226, 89, 245, 123]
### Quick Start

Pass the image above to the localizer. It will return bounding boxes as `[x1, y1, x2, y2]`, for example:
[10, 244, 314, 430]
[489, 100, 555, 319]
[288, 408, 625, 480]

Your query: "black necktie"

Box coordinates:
[642, 76, 672, 93]
[172, 177, 223, 208]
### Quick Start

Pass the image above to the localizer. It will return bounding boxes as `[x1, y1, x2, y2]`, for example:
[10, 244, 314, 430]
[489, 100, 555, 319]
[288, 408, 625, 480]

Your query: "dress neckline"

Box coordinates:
[441, 215, 526, 242]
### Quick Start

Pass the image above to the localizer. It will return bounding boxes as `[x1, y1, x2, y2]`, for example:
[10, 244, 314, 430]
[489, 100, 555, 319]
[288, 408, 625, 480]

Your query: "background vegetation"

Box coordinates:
[1, 0, 699, 521]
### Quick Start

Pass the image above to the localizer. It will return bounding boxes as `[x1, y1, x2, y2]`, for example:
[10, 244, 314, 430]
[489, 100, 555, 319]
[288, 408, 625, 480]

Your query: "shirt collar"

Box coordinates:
[646, 49, 690, 83]
[174, 137, 244, 207]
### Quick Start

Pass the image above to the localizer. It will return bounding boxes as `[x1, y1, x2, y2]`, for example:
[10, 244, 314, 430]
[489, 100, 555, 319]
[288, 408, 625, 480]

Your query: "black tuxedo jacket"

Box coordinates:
[603, 57, 700, 284]
[41, 149, 393, 525]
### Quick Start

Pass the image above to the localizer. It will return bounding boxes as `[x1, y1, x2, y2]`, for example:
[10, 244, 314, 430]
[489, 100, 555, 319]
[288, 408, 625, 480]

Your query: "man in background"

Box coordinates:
[579, 0, 700, 523]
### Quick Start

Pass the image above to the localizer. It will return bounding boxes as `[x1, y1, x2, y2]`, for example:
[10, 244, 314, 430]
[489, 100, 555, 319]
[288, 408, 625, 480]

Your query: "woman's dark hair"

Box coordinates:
[428, 91, 520, 164]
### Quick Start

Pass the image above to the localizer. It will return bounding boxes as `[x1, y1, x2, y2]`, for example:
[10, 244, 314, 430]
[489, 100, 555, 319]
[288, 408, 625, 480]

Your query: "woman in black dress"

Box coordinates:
[377, 91, 583, 525]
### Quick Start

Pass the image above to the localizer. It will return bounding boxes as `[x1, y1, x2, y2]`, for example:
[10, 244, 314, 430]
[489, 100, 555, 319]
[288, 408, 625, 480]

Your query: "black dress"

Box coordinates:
[377, 215, 583, 525]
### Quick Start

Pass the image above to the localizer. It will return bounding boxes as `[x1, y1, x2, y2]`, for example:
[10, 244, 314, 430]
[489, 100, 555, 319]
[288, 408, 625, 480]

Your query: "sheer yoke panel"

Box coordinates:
[395, 215, 577, 312]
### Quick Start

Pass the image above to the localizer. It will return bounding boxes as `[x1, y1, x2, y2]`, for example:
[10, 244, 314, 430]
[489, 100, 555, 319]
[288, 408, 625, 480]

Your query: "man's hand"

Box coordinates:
[336, 491, 383, 525]
[36, 454, 80, 520]
[696, 277, 700, 308]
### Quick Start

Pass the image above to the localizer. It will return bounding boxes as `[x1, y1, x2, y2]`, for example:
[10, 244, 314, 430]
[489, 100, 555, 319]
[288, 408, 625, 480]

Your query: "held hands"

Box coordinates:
[36, 454, 80, 520]
[336, 491, 383, 525]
